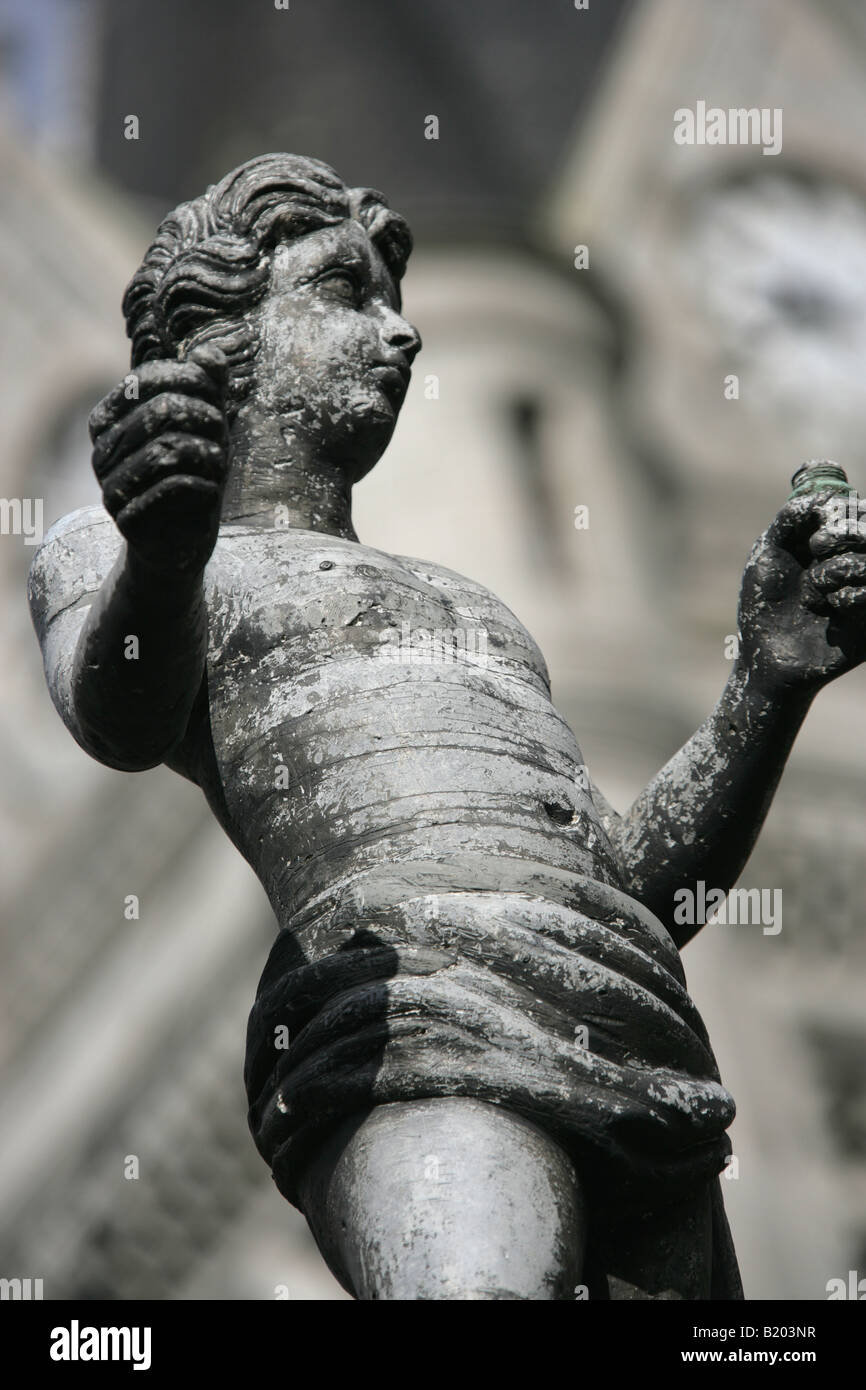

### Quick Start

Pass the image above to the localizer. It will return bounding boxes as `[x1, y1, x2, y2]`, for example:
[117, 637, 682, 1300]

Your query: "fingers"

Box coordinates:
[808, 513, 866, 561]
[827, 587, 866, 611]
[93, 393, 227, 481]
[115, 474, 222, 540]
[766, 494, 839, 550]
[101, 434, 227, 518]
[186, 344, 229, 379]
[766, 492, 866, 568]
[88, 347, 228, 442]
[808, 551, 866, 589]
[803, 551, 866, 613]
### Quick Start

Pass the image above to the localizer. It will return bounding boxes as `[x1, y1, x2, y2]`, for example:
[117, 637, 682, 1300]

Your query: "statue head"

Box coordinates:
[123, 153, 421, 479]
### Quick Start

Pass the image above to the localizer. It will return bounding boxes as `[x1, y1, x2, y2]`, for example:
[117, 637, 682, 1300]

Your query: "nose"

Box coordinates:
[382, 309, 422, 364]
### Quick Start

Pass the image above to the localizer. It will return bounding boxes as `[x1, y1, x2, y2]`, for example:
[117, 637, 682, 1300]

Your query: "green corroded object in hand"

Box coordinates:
[789, 460, 854, 499]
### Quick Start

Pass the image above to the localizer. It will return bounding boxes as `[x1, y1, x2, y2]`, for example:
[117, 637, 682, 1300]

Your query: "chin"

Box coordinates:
[332, 404, 396, 476]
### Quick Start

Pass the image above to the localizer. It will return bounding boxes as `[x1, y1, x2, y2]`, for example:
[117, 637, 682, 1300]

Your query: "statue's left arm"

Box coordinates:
[594, 492, 866, 948]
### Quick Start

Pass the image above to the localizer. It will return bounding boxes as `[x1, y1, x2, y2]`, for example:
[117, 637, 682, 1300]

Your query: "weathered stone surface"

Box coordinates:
[29, 154, 866, 1299]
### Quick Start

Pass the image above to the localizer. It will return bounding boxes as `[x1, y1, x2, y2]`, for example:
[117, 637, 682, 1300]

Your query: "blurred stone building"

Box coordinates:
[0, 0, 863, 1299]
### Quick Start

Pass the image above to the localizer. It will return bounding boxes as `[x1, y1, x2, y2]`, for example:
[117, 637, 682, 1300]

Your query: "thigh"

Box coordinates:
[297, 1097, 586, 1300]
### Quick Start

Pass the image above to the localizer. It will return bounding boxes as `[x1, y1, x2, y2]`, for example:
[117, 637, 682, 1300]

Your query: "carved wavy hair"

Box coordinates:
[122, 153, 413, 416]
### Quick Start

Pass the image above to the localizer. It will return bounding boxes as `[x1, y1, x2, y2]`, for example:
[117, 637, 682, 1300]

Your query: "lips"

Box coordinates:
[369, 362, 410, 404]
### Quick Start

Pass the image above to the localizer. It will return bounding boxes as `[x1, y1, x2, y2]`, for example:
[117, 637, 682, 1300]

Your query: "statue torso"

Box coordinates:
[192, 526, 623, 927]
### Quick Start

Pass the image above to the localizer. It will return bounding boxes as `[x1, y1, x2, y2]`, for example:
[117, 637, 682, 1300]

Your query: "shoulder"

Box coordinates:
[391, 552, 519, 620]
[28, 505, 120, 640]
[393, 551, 552, 689]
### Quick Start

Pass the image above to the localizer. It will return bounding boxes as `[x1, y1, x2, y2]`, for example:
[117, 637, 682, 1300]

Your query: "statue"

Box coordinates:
[28, 154, 866, 1300]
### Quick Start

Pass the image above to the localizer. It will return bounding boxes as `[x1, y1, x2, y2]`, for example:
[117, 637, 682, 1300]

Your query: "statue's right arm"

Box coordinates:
[28, 348, 230, 773]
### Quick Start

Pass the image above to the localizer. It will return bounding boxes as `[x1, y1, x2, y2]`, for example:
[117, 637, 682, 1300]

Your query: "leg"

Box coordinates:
[297, 1097, 586, 1300]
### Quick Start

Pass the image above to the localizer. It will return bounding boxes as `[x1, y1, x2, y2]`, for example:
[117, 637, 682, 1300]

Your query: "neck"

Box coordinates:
[220, 400, 359, 541]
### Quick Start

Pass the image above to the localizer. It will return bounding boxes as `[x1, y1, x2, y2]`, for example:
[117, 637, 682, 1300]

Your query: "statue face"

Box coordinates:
[252, 218, 421, 479]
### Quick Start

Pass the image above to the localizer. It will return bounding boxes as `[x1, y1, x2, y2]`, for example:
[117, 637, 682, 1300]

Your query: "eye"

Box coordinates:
[317, 268, 362, 302]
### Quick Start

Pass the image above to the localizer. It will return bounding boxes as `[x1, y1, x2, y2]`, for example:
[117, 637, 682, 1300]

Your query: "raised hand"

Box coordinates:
[88, 346, 230, 577]
[737, 490, 866, 694]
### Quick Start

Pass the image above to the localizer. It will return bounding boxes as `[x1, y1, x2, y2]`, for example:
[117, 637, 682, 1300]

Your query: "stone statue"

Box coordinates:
[28, 154, 866, 1300]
